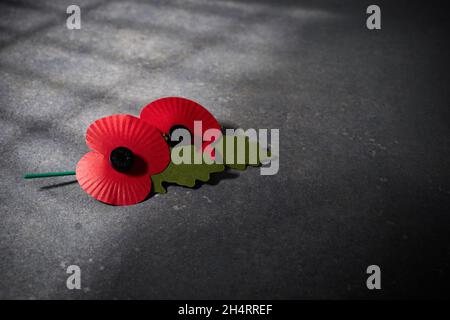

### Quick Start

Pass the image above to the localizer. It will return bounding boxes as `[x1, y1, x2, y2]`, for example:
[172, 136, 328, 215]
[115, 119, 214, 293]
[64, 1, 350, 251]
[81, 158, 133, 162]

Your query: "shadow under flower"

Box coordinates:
[39, 179, 78, 191]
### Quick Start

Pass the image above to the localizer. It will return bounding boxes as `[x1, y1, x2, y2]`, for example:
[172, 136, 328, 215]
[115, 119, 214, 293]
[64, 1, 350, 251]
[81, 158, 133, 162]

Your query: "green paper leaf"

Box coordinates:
[151, 135, 270, 193]
[219, 135, 269, 171]
[151, 145, 225, 193]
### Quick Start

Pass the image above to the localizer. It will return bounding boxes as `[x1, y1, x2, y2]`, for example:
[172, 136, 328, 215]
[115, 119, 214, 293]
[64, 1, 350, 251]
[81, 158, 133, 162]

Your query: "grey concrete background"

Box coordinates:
[0, 0, 449, 299]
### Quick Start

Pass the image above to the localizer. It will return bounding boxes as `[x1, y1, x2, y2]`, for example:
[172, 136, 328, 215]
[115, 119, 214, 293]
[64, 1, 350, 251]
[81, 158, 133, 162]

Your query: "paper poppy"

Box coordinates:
[140, 97, 221, 150]
[76, 114, 170, 206]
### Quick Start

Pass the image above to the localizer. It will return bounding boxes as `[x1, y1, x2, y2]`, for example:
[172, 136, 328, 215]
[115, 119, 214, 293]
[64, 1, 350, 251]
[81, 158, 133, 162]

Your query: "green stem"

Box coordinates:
[23, 171, 76, 179]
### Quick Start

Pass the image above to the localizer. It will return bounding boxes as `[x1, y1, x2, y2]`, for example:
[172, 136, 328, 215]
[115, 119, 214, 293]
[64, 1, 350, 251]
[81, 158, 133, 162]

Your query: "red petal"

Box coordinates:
[86, 114, 169, 175]
[76, 152, 151, 206]
[140, 97, 221, 148]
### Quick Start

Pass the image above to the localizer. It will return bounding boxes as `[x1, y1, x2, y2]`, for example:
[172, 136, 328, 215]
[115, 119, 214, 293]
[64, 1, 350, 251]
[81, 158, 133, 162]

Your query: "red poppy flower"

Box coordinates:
[140, 97, 221, 150]
[76, 114, 170, 206]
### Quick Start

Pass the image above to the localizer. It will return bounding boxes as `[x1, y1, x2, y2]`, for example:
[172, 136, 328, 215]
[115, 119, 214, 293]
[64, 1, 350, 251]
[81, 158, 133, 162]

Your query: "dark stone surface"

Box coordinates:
[0, 0, 449, 299]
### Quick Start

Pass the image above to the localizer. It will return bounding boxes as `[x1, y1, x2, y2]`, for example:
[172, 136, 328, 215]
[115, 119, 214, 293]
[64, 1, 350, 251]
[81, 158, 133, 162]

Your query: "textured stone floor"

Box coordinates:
[0, 0, 449, 299]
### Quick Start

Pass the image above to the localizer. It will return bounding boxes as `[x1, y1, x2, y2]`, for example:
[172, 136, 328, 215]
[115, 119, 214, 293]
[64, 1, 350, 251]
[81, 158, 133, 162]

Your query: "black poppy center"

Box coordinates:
[110, 147, 134, 172]
[167, 125, 192, 148]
